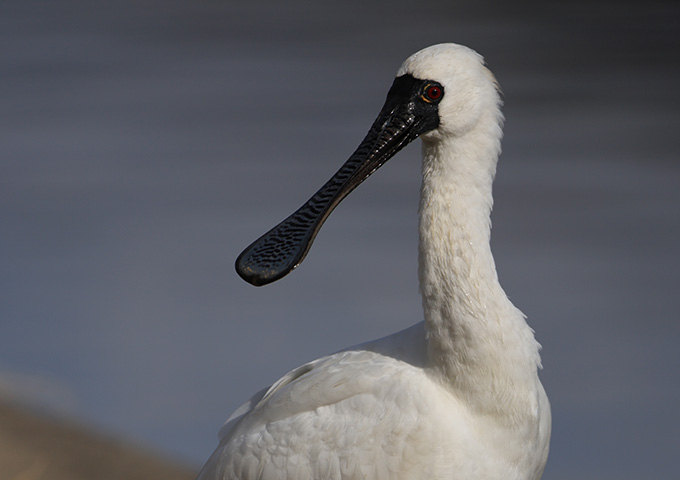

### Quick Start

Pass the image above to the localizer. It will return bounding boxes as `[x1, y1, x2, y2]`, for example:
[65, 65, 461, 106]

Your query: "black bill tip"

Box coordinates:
[235, 212, 315, 286]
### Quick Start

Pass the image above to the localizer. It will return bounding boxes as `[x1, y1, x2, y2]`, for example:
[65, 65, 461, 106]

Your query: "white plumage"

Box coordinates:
[198, 43, 551, 480]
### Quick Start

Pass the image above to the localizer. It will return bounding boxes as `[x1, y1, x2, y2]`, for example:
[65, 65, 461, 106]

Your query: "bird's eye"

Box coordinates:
[421, 84, 443, 103]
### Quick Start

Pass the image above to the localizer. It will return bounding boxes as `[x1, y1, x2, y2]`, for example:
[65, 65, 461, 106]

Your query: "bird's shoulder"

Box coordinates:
[233, 355, 429, 432]
[197, 324, 456, 479]
[218, 322, 429, 439]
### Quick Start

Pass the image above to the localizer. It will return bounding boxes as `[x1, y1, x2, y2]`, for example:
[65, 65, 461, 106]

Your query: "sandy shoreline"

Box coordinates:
[0, 401, 195, 480]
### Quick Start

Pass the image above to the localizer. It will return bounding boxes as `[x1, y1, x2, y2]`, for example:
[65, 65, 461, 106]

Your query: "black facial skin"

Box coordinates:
[236, 74, 444, 286]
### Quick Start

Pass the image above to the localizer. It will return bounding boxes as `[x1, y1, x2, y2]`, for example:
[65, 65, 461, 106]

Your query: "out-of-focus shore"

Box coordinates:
[0, 401, 196, 480]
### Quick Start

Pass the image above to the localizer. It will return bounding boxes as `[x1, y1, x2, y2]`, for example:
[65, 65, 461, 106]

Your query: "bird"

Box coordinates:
[197, 43, 551, 480]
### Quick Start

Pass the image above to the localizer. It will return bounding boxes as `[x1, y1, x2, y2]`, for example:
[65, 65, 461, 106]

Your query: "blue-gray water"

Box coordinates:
[2, 1, 679, 478]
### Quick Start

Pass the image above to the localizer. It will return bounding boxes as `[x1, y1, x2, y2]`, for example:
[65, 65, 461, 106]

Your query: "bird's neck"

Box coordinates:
[418, 121, 541, 414]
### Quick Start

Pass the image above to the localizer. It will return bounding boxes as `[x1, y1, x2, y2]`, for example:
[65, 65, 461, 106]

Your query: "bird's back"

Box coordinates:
[197, 323, 547, 480]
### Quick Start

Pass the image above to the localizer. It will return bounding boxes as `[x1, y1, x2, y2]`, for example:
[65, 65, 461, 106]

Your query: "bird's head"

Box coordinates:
[236, 43, 501, 286]
[397, 43, 501, 143]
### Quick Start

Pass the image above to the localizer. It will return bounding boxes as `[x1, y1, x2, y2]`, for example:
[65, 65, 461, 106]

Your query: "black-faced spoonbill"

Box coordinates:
[198, 43, 551, 480]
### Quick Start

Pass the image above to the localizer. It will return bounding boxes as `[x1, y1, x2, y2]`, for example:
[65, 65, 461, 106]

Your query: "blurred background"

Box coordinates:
[2, 0, 679, 478]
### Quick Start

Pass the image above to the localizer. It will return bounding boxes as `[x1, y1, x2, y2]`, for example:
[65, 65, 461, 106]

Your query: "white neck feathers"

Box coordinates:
[418, 101, 541, 413]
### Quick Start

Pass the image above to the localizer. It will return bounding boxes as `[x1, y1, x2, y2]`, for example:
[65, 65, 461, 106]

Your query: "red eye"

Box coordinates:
[422, 84, 443, 103]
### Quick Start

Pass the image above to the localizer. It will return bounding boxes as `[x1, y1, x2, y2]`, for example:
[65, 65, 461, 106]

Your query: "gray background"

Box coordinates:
[2, 1, 679, 478]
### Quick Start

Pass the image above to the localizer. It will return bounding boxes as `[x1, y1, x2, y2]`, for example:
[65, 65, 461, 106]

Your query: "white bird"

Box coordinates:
[198, 43, 551, 480]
